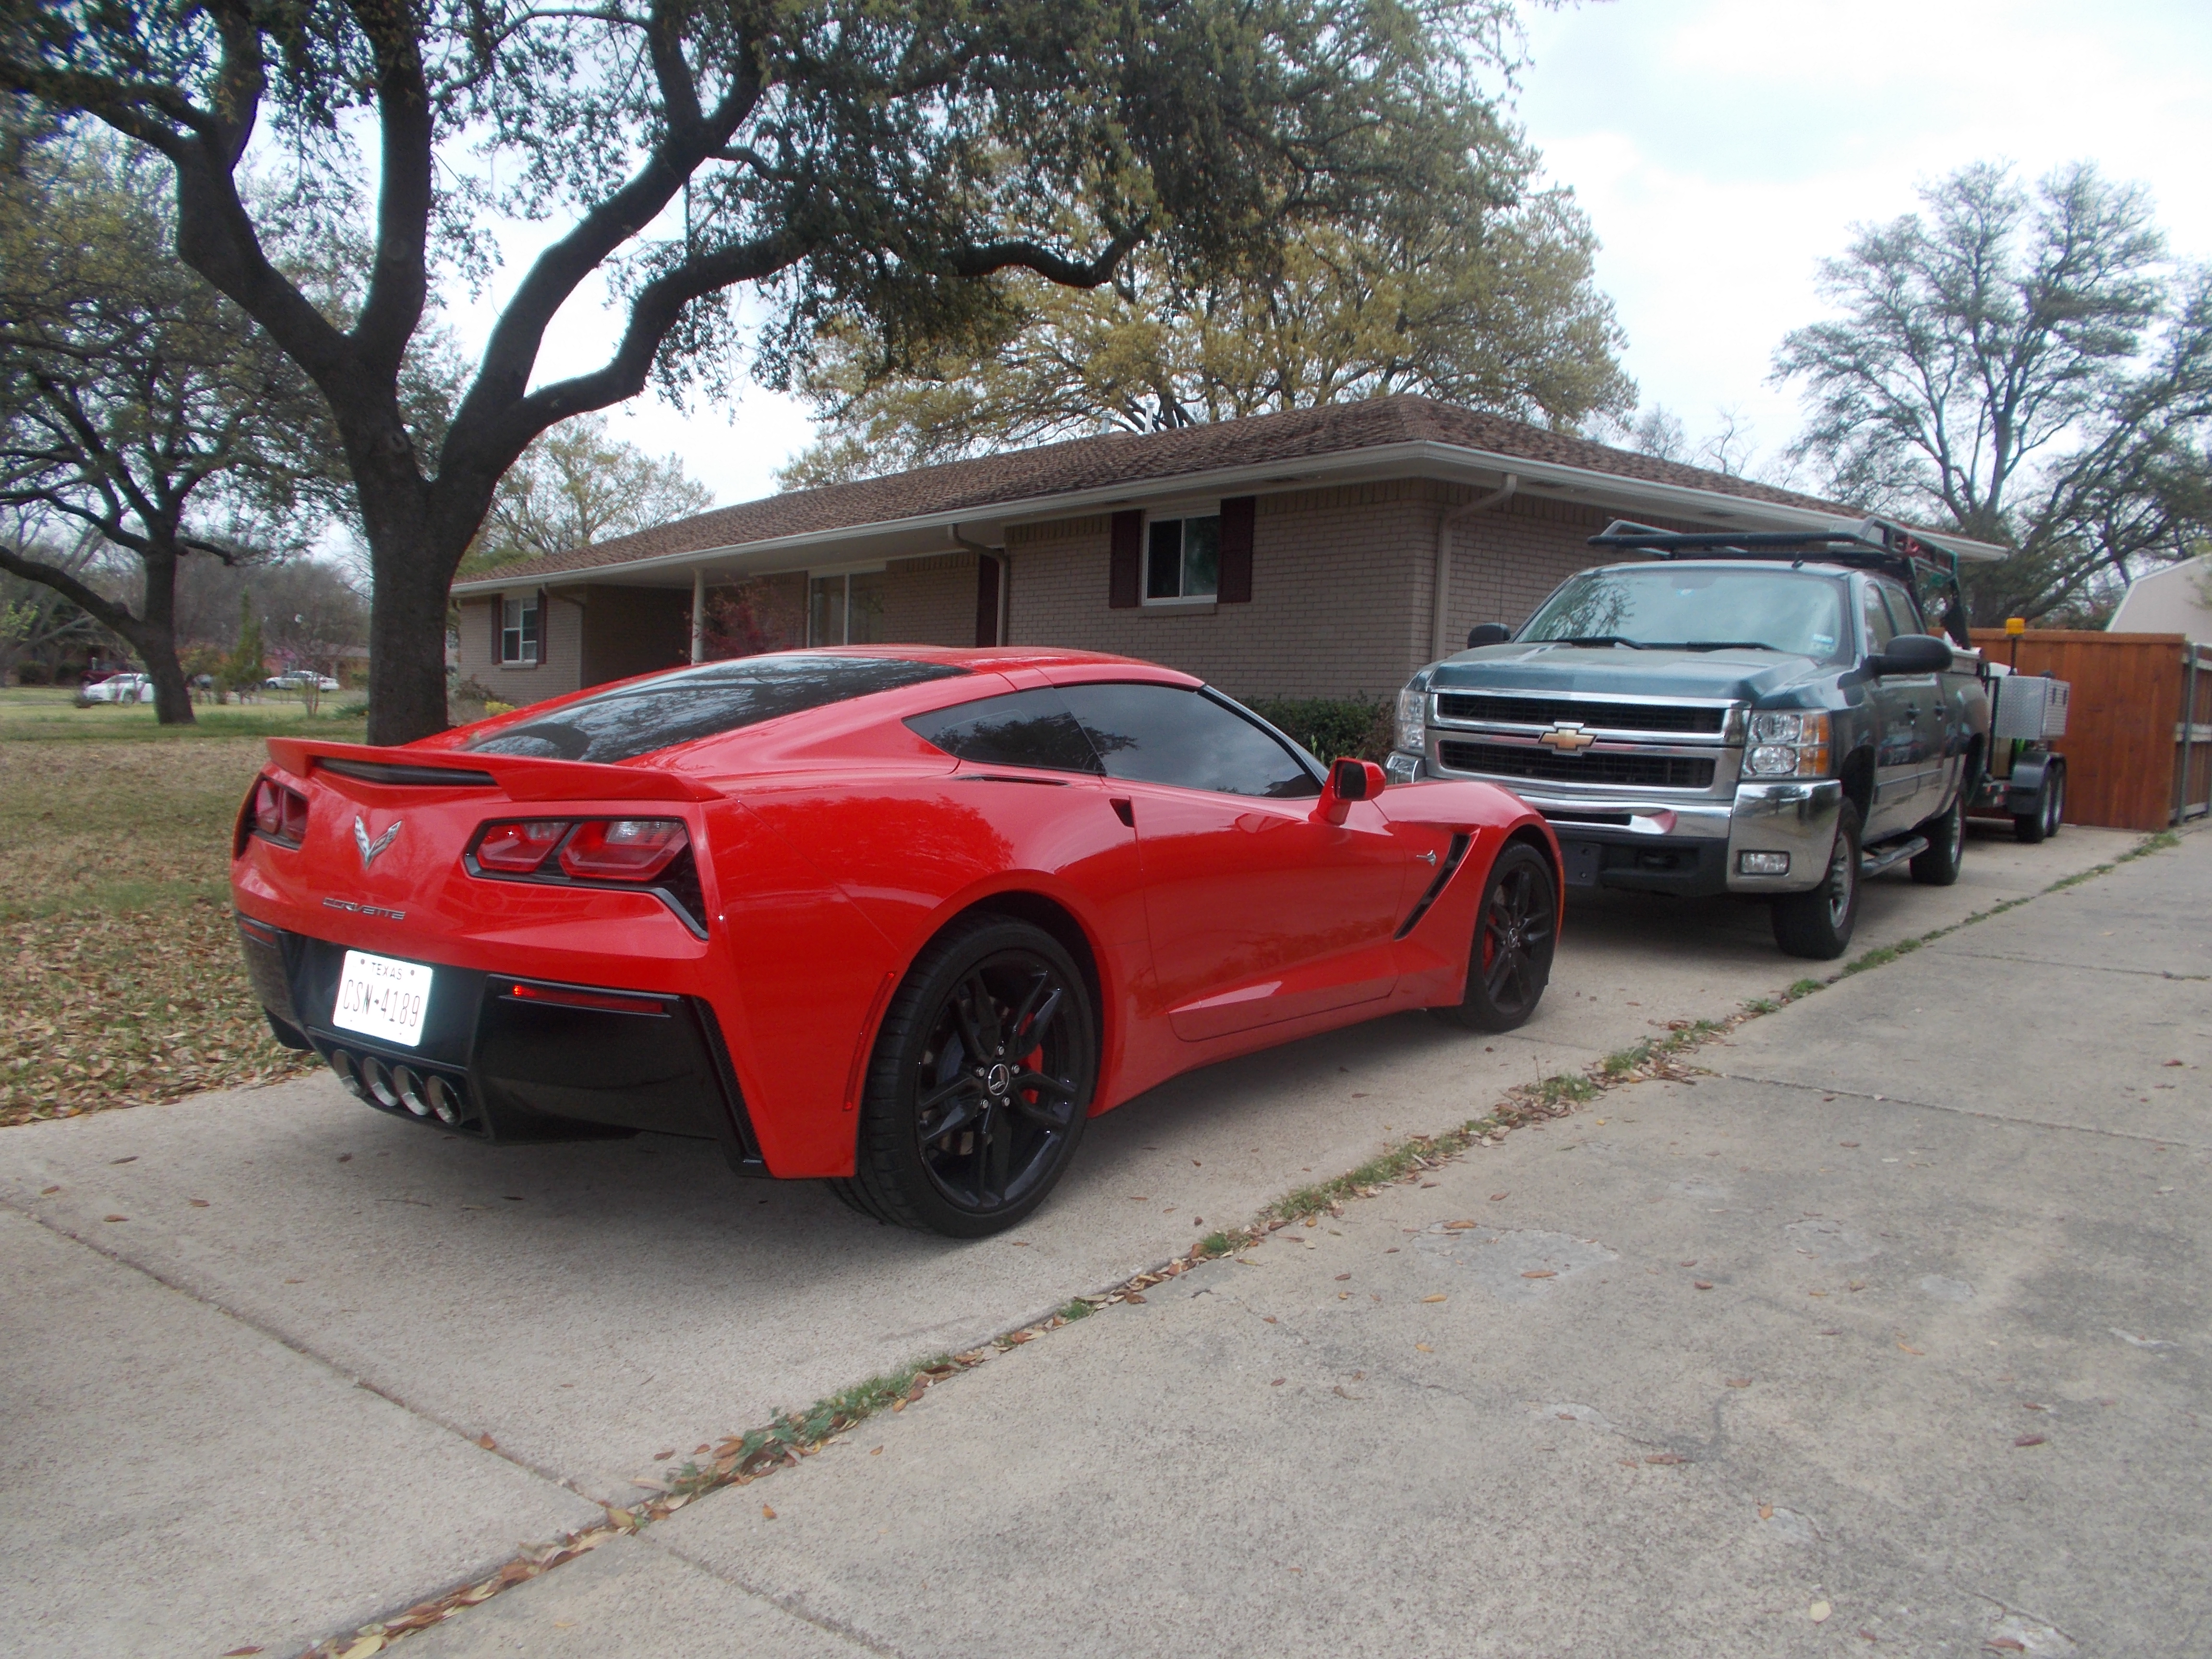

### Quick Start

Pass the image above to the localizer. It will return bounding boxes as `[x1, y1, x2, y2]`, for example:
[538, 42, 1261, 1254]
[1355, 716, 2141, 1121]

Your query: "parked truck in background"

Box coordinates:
[1385, 519, 1998, 960]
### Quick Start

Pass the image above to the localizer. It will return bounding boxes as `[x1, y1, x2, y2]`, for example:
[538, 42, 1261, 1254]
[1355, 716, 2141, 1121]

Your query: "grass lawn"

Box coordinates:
[0, 700, 369, 1125]
[0, 684, 368, 741]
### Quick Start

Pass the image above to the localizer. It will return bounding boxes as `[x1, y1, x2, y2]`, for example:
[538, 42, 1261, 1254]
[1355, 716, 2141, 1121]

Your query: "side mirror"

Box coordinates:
[1317, 757, 1386, 825]
[1467, 623, 1513, 649]
[1869, 633, 1953, 677]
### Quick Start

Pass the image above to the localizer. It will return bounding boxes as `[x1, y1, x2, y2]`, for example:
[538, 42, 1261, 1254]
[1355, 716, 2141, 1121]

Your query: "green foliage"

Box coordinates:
[780, 180, 1636, 486]
[219, 592, 264, 695]
[1775, 161, 2212, 624]
[2, 0, 1540, 743]
[1246, 697, 1392, 763]
[459, 415, 716, 577]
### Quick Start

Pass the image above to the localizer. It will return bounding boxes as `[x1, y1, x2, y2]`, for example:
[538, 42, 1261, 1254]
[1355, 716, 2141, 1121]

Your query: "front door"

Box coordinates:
[1055, 682, 1414, 1040]
[1859, 580, 1928, 839]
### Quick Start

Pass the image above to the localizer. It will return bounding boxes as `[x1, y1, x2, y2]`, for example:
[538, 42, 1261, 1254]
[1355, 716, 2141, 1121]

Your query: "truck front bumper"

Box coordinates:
[1390, 753, 1840, 898]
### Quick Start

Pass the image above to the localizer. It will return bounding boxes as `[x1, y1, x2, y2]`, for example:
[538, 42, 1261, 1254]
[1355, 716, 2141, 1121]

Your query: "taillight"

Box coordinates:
[243, 777, 309, 851]
[468, 817, 690, 883]
[559, 819, 688, 880]
[474, 819, 568, 873]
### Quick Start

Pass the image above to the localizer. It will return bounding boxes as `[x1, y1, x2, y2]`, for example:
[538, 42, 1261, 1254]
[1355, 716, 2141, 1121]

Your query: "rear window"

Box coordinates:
[465, 654, 969, 764]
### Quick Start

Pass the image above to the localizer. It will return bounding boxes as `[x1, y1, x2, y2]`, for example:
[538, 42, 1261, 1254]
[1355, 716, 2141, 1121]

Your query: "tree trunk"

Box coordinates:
[132, 545, 196, 727]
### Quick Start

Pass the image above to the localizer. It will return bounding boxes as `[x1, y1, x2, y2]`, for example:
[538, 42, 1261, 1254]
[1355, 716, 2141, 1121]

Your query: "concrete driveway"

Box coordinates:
[0, 826, 2151, 1655]
[413, 825, 2211, 1659]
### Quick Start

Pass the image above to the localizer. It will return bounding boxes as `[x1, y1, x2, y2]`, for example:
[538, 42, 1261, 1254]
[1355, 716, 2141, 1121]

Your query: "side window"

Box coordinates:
[1058, 683, 1320, 799]
[905, 688, 1103, 774]
[1876, 578, 1923, 637]
[1859, 582, 1896, 654]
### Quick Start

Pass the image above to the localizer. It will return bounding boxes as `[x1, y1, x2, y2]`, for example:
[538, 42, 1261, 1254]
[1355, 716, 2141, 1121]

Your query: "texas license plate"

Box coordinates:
[332, 950, 434, 1047]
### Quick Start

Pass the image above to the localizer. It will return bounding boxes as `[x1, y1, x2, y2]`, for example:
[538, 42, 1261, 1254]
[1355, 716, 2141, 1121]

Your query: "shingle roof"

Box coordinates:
[462, 395, 1856, 587]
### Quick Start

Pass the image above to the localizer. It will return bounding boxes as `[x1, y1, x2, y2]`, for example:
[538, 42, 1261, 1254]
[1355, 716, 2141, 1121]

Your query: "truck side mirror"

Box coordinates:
[1869, 633, 1953, 676]
[1467, 623, 1512, 649]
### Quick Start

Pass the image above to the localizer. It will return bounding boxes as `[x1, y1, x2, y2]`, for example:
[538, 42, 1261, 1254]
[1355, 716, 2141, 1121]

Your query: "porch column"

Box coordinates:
[690, 568, 705, 663]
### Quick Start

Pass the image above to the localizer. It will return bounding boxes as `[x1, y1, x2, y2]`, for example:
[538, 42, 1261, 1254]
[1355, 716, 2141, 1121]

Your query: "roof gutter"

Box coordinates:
[452, 438, 2007, 597]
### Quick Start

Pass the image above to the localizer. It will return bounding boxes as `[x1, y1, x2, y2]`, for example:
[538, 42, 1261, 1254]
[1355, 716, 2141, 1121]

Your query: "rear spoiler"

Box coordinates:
[263, 738, 720, 804]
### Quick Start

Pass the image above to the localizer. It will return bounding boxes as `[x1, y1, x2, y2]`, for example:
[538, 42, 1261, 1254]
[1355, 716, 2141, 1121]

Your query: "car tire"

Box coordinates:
[1431, 842, 1556, 1033]
[836, 914, 1096, 1238]
[1771, 800, 1862, 960]
[1909, 793, 1965, 886]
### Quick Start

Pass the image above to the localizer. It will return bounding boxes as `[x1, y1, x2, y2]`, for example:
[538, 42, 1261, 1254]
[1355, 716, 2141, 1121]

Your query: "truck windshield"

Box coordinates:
[1519, 566, 1851, 663]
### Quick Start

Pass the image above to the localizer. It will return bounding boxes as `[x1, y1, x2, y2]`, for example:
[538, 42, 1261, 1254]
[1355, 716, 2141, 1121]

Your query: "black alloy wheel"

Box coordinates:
[836, 915, 1096, 1238]
[1434, 843, 1556, 1032]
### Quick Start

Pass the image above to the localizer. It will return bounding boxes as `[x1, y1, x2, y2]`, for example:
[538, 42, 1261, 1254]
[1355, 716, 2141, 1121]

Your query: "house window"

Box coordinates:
[807, 571, 888, 644]
[500, 595, 540, 665]
[1145, 515, 1220, 602]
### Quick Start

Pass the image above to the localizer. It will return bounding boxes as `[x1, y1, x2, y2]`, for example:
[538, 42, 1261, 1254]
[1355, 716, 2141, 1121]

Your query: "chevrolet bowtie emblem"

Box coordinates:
[1537, 723, 1597, 753]
[354, 816, 401, 869]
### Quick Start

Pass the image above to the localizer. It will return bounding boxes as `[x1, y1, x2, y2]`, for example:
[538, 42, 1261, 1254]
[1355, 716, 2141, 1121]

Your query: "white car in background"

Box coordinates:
[264, 672, 342, 693]
[79, 673, 154, 705]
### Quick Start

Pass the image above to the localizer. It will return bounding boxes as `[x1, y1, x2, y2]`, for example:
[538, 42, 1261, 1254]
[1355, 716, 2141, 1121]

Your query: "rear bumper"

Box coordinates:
[236, 914, 764, 1172]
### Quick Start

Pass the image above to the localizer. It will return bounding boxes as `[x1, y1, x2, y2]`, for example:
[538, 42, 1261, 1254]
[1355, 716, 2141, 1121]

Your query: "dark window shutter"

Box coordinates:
[1218, 497, 1255, 603]
[536, 589, 550, 666]
[491, 599, 503, 663]
[974, 554, 1002, 647]
[1108, 511, 1142, 608]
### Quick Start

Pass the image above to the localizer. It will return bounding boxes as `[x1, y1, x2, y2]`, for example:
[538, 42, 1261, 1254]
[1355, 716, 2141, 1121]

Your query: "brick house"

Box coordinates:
[450, 396, 1889, 707]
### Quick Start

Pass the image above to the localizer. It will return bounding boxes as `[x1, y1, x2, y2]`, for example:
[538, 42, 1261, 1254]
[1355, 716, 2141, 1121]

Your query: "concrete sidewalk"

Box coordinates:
[0, 827, 2153, 1655]
[406, 828, 2211, 1658]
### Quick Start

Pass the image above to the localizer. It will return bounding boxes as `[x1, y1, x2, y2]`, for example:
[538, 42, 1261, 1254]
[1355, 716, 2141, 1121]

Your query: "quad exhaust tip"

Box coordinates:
[326, 1047, 465, 1127]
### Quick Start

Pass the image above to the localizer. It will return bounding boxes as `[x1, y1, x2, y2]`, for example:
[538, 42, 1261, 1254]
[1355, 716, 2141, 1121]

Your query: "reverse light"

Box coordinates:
[474, 819, 568, 873]
[1743, 710, 1831, 778]
[559, 819, 689, 880]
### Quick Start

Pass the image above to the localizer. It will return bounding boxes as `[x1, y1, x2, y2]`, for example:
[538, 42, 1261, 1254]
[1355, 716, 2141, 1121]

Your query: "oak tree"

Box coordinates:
[2, 0, 1518, 740]
[1774, 162, 2212, 624]
[782, 144, 1633, 486]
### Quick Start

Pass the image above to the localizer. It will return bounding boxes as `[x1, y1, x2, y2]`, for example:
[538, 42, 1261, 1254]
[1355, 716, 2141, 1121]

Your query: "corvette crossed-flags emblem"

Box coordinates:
[354, 816, 401, 869]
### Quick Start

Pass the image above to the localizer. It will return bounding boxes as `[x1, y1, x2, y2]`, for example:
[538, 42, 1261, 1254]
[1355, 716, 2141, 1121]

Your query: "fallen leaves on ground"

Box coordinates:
[0, 735, 321, 1126]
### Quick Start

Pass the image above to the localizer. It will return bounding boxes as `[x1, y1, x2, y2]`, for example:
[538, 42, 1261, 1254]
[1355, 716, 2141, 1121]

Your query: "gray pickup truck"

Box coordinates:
[1385, 519, 1996, 960]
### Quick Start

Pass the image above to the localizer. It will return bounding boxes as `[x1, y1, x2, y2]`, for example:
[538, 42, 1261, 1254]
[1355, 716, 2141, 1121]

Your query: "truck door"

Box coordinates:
[1877, 576, 1958, 815]
[1859, 579, 1928, 839]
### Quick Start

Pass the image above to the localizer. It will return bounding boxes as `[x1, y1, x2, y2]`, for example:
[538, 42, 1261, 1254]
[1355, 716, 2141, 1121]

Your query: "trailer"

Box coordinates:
[1966, 663, 2069, 842]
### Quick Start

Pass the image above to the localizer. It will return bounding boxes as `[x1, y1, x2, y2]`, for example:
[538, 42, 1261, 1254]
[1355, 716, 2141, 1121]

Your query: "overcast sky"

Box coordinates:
[456, 0, 2212, 510]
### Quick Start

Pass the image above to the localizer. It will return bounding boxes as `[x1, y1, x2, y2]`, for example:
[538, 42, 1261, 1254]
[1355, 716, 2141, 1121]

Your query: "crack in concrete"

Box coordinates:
[1924, 944, 2210, 981]
[1704, 1072, 2212, 1153]
[639, 1522, 923, 1656]
[0, 1194, 590, 1499]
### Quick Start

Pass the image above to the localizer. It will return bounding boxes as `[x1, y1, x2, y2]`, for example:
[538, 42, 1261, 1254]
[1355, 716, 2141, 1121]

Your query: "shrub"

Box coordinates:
[1246, 697, 1394, 763]
[14, 662, 51, 686]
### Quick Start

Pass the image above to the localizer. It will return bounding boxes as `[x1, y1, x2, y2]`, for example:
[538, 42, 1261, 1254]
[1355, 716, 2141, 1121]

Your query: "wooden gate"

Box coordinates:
[1968, 629, 2207, 830]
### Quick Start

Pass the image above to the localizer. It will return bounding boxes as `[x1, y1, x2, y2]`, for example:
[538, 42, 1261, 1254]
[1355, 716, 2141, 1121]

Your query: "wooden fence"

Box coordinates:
[1968, 629, 2211, 831]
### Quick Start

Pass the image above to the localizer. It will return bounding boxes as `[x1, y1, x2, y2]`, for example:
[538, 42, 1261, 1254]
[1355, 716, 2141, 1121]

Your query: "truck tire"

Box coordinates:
[1771, 801, 1861, 960]
[1909, 794, 1965, 886]
[2015, 761, 2064, 843]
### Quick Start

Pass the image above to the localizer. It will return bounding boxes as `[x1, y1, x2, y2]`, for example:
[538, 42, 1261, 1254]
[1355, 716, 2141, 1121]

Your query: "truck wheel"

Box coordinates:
[2041, 762, 2065, 839]
[1432, 843, 1556, 1032]
[1771, 802, 1861, 960]
[1909, 794, 1965, 886]
[2013, 772, 2050, 844]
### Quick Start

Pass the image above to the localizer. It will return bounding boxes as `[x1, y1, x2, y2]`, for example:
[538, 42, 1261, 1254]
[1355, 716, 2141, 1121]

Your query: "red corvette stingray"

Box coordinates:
[232, 648, 1559, 1235]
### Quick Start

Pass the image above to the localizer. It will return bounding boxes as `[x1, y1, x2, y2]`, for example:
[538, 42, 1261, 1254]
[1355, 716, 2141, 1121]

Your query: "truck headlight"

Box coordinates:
[1395, 685, 1426, 754]
[1743, 710, 1831, 777]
